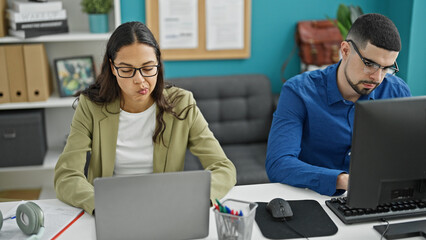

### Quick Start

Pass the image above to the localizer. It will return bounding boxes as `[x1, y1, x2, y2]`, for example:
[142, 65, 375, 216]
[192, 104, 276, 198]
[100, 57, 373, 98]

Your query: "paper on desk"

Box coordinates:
[0, 200, 83, 240]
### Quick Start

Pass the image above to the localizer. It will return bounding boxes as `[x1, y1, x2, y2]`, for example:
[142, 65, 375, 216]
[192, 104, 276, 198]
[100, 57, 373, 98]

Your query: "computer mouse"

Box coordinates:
[266, 198, 293, 220]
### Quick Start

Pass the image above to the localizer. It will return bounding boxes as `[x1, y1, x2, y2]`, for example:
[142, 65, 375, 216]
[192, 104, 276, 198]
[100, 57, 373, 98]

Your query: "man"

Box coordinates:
[266, 13, 411, 196]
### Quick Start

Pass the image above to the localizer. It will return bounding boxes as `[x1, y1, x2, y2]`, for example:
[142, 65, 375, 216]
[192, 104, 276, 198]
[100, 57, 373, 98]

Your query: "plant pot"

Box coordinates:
[88, 14, 109, 33]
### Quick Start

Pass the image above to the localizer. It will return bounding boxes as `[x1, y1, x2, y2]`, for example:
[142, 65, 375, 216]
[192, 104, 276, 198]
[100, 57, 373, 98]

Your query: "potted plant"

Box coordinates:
[327, 4, 363, 39]
[81, 0, 113, 33]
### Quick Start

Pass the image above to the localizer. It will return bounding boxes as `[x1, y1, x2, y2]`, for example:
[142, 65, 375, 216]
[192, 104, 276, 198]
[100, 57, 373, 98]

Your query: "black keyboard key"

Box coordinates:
[344, 210, 352, 216]
[365, 208, 374, 214]
[338, 205, 348, 212]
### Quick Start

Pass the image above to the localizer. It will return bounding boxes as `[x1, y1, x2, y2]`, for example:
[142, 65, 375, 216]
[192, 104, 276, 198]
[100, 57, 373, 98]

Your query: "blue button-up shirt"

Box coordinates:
[266, 62, 411, 196]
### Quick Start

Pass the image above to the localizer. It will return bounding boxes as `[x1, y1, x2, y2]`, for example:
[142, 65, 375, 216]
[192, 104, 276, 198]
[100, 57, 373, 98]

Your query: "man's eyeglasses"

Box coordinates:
[111, 61, 160, 78]
[346, 39, 399, 75]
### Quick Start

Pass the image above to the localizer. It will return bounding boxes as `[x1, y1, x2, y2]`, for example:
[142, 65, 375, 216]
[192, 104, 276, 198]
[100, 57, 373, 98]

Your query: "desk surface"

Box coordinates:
[1, 183, 425, 240]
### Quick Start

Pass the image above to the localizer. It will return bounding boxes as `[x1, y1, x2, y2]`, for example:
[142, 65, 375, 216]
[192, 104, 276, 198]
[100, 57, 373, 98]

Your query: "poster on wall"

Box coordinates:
[206, 0, 244, 50]
[159, 0, 198, 49]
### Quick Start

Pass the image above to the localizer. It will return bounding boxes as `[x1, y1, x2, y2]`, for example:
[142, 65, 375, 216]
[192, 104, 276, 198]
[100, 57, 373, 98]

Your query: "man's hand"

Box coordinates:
[336, 173, 349, 190]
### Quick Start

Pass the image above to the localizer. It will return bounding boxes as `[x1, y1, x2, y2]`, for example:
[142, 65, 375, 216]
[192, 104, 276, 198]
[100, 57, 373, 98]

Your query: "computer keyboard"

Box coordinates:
[325, 197, 426, 224]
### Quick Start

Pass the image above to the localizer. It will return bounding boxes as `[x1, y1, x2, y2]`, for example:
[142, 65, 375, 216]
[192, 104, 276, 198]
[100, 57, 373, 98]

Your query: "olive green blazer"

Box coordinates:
[54, 87, 236, 214]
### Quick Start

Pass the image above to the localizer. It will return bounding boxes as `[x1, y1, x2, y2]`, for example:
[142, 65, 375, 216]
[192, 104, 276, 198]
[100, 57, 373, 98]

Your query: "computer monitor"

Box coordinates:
[347, 96, 426, 209]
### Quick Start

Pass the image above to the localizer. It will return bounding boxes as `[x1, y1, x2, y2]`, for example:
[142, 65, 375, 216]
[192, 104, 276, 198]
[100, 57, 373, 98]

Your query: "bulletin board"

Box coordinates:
[146, 0, 251, 61]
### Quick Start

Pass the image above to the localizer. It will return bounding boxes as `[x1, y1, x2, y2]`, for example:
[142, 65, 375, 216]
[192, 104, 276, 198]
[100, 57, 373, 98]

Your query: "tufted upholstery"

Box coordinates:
[167, 74, 273, 185]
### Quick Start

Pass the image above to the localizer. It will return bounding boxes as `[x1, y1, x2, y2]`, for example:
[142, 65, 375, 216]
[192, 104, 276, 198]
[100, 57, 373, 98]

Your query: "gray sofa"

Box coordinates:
[167, 74, 273, 185]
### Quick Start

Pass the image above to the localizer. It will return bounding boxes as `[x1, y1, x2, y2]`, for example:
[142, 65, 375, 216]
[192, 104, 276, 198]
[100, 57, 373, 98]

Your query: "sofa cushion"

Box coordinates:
[184, 143, 269, 185]
[168, 74, 273, 145]
[168, 74, 273, 185]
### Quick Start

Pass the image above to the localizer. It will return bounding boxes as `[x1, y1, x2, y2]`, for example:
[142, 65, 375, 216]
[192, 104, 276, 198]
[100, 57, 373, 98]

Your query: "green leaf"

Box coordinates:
[337, 4, 349, 23]
[336, 21, 348, 39]
[337, 4, 352, 30]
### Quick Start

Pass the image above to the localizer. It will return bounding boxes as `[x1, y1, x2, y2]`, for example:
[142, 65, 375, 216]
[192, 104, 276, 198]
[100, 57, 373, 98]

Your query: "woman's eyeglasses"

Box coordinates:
[111, 62, 160, 78]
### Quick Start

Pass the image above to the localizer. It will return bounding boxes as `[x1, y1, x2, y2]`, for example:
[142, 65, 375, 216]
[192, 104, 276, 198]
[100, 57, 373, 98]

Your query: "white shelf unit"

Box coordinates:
[0, 32, 112, 43]
[0, 0, 121, 191]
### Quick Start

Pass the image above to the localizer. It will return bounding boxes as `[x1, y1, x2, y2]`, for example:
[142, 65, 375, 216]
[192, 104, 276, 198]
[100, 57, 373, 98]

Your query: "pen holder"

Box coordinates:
[214, 199, 258, 240]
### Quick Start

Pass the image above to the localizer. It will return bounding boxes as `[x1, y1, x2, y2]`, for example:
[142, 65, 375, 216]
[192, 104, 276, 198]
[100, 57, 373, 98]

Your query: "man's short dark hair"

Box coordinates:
[346, 13, 401, 51]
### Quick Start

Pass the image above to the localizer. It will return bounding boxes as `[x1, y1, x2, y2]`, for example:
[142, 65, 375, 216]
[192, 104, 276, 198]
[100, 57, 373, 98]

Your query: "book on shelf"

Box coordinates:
[10, 19, 68, 31]
[9, 25, 69, 39]
[6, 1, 69, 39]
[6, 9, 67, 23]
[12, 0, 63, 13]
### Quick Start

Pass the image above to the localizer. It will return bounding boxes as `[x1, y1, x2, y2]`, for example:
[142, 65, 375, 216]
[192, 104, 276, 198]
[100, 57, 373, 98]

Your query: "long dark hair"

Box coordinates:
[77, 21, 192, 145]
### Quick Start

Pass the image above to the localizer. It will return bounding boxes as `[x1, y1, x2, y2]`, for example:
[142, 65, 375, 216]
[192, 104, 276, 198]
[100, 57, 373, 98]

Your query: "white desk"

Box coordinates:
[1, 183, 424, 239]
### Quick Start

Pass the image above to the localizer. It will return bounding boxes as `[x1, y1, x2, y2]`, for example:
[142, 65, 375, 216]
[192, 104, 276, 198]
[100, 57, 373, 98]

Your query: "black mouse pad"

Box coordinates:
[255, 200, 338, 239]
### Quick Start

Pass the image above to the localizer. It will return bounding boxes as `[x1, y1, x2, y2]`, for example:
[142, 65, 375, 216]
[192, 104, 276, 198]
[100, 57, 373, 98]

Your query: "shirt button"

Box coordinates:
[348, 152, 351, 156]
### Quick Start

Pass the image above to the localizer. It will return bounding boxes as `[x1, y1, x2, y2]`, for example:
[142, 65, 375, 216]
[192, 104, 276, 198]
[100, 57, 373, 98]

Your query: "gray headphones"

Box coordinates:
[0, 201, 44, 235]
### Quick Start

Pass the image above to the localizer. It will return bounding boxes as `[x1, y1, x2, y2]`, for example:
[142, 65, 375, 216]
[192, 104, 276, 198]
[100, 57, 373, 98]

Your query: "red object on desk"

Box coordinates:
[51, 210, 85, 240]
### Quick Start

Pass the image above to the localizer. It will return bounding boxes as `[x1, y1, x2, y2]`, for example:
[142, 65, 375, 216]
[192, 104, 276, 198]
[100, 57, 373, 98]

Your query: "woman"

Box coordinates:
[54, 21, 236, 214]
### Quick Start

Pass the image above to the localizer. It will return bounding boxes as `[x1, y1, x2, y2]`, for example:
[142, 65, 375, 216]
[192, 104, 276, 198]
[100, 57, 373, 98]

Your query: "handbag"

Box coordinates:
[296, 20, 342, 66]
[281, 20, 342, 82]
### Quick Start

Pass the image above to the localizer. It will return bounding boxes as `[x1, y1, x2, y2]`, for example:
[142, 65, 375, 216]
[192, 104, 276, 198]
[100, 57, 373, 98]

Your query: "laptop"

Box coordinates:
[94, 170, 211, 240]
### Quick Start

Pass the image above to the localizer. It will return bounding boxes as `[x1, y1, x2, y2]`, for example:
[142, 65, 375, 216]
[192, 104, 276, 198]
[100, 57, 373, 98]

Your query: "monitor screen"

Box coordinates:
[347, 96, 426, 209]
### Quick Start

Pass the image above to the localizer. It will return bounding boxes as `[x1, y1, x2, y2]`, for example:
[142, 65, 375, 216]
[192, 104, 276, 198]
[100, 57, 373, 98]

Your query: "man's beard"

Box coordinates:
[344, 63, 379, 95]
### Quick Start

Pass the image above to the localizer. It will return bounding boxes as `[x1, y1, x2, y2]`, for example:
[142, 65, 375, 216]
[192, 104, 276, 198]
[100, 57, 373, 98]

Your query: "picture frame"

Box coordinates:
[54, 56, 96, 97]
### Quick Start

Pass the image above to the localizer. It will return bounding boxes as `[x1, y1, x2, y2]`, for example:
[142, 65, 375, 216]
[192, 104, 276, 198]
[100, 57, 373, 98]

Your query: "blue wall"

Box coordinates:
[120, 0, 424, 95]
[386, 0, 412, 84]
[405, 0, 426, 96]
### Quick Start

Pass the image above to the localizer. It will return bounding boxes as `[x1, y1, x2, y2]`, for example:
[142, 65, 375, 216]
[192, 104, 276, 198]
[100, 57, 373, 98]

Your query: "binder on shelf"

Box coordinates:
[0, 0, 7, 37]
[5, 44, 28, 103]
[23, 44, 52, 102]
[0, 46, 11, 104]
[12, 0, 62, 13]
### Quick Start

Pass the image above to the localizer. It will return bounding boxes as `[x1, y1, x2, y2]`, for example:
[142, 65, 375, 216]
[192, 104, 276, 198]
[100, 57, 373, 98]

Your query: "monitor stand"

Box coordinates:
[373, 219, 426, 239]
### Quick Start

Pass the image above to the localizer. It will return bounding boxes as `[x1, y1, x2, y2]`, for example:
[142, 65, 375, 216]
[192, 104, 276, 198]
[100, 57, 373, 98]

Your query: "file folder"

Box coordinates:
[0, 0, 7, 37]
[0, 46, 11, 103]
[5, 44, 28, 102]
[23, 44, 52, 102]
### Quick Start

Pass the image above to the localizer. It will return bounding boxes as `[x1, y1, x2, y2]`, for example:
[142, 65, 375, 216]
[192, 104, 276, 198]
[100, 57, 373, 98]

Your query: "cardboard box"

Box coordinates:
[23, 44, 52, 102]
[5, 45, 28, 102]
[0, 109, 47, 167]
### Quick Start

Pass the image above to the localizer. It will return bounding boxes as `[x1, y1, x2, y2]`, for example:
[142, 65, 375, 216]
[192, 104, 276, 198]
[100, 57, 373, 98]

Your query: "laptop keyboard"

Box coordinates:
[325, 197, 426, 224]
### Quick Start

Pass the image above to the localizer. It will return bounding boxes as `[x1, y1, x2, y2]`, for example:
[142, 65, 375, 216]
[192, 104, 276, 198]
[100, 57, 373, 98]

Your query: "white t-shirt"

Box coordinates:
[114, 103, 156, 175]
